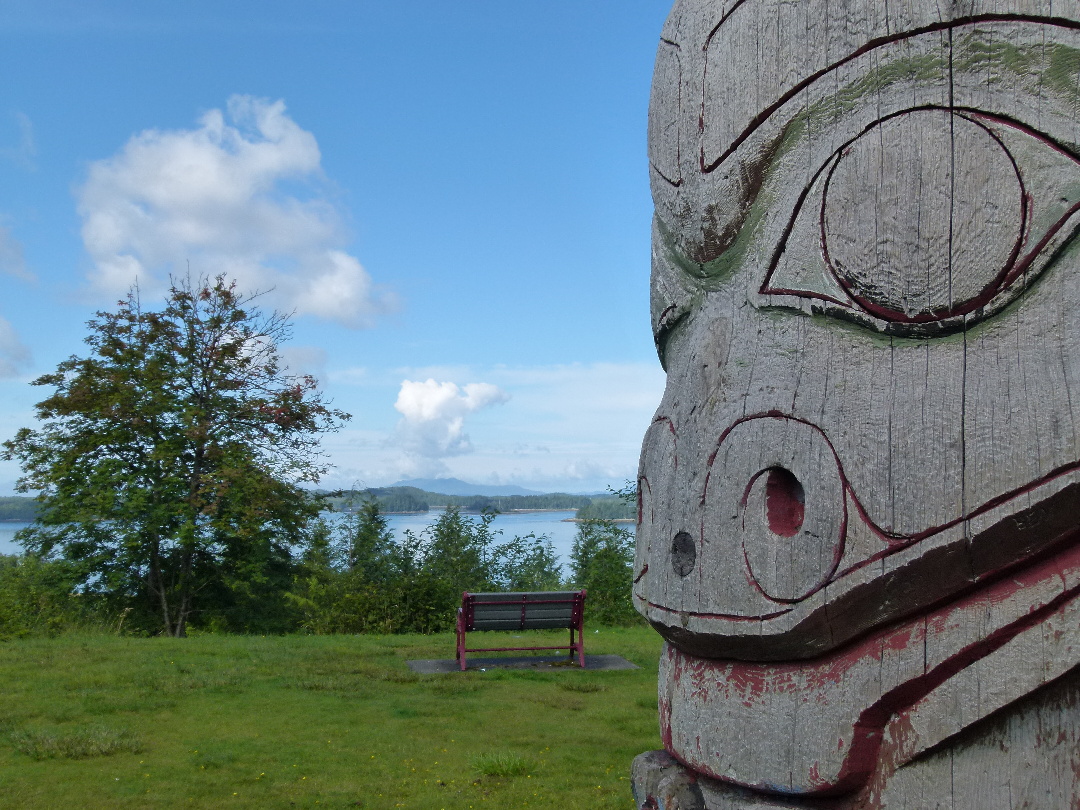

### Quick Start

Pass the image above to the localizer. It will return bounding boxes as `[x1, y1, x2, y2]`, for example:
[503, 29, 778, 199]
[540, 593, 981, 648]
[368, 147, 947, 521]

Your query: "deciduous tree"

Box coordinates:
[2, 276, 349, 636]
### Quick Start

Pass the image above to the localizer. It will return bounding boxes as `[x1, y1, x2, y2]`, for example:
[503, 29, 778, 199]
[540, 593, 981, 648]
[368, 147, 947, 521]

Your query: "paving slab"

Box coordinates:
[406, 654, 640, 674]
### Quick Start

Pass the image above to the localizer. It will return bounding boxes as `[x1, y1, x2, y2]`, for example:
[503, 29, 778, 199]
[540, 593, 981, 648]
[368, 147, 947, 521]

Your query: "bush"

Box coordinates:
[568, 520, 640, 626]
[0, 555, 89, 639]
[288, 505, 565, 635]
[575, 497, 635, 521]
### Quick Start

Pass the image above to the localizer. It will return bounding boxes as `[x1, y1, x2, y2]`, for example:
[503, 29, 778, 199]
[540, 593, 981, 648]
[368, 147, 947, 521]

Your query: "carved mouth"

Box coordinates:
[659, 535, 1080, 795]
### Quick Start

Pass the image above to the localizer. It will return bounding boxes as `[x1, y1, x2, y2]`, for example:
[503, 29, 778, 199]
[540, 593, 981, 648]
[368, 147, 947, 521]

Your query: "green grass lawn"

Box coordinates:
[0, 627, 663, 809]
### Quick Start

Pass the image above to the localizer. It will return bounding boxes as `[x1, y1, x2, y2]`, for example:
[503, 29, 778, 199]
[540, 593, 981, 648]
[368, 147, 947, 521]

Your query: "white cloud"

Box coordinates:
[314, 362, 666, 492]
[76, 95, 393, 327]
[393, 379, 510, 475]
[0, 316, 31, 377]
[328, 366, 369, 385]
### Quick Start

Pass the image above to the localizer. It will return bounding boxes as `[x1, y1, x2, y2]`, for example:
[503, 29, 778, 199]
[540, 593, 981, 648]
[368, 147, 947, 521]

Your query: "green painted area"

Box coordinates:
[655, 188, 773, 290]
[654, 216, 713, 282]
[1046, 45, 1080, 103]
[954, 35, 1080, 107]
[660, 49, 951, 291]
[800, 53, 948, 135]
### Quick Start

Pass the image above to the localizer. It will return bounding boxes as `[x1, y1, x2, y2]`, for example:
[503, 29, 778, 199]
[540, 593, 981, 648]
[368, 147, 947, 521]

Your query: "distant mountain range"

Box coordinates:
[391, 478, 544, 497]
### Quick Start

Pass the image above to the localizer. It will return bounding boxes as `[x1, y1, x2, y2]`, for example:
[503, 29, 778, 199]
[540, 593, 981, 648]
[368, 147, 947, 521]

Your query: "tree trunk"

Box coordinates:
[147, 538, 175, 637]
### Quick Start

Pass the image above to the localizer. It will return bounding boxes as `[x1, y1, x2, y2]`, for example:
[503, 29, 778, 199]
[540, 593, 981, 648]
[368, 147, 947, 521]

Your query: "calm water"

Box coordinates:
[0, 511, 634, 571]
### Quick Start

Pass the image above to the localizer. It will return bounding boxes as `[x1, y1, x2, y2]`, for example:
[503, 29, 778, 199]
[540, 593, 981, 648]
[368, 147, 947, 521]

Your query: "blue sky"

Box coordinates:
[0, 1, 670, 495]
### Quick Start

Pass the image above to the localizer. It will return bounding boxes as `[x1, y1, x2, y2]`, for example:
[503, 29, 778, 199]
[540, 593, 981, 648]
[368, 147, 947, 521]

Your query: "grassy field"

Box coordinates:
[0, 627, 663, 809]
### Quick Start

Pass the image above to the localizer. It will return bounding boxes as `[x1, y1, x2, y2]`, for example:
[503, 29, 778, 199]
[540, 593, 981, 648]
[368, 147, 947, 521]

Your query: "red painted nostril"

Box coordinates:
[765, 468, 805, 537]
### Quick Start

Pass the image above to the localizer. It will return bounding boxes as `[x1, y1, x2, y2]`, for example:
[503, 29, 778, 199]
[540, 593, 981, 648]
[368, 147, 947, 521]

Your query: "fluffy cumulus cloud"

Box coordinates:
[76, 95, 392, 327]
[417, 362, 666, 491]
[393, 379, 510, 475]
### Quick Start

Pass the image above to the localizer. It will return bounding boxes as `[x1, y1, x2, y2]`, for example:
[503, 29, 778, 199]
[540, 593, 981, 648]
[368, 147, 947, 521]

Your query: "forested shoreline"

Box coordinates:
[322, 487, 635, 519]
[0, 488, 637, 520]
[0, 502, 639, 639]
[0, 497, 38, 522]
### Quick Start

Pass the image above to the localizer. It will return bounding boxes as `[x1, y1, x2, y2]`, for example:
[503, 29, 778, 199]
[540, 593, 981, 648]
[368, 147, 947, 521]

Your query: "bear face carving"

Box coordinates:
[637, 1, 1080, 660]
[636, 1, 1080, 794]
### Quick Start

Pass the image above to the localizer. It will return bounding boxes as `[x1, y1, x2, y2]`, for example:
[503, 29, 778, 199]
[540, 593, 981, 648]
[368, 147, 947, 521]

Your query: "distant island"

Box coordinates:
[390, 477, 544, 497]
[326, 480, 636, 521]
[0, 497, 38, 522]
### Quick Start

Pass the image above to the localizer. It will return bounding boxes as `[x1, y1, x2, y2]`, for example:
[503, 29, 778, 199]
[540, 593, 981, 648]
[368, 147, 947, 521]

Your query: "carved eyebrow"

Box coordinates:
[700, 14, 1080, 174]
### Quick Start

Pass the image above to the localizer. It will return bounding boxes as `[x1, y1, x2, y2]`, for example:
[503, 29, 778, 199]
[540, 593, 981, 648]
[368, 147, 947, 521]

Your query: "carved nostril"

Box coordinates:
[671, 531, 696, 577]
[765, 468, 805, 537]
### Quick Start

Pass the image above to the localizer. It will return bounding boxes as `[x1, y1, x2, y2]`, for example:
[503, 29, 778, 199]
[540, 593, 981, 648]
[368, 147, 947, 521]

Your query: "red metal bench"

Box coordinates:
[455, 590, 587, 671]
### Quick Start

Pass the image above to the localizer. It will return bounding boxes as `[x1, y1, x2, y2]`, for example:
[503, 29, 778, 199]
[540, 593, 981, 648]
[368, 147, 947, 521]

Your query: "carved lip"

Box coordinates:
[660, 535, 1080, 795]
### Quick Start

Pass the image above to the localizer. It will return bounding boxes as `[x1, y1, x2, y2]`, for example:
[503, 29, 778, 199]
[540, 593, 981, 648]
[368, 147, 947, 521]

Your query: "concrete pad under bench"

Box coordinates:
[406, 654, 639, 674]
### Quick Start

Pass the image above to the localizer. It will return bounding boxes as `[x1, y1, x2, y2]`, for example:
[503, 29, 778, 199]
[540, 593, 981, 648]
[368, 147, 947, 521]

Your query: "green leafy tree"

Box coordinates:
[416, 507, 498, 591]
[344, 500, 399, 583]
[2, 276, 349, 637]
[490, 533, 563, 591]
[569, 519, 638, 626]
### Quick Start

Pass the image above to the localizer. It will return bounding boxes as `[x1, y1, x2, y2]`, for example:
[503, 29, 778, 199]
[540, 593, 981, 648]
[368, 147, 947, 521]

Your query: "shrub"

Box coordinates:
[288, 504, 566, 634]
[568, 520, 640, 626]
[0, 554, 88, 639]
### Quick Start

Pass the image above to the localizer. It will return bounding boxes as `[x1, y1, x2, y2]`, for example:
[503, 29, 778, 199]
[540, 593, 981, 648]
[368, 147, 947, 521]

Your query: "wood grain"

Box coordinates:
[635, 0, 1080, 806]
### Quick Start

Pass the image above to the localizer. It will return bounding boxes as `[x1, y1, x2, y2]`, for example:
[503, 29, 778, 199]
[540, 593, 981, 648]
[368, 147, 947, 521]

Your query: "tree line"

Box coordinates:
[0, 504, 638, 639]
[575, 497, 636, 521]
[0, 276, 639, 639]
[288, 504, 637, 635]
[324, 488, 598, 515]
[0, 497, 38, 522]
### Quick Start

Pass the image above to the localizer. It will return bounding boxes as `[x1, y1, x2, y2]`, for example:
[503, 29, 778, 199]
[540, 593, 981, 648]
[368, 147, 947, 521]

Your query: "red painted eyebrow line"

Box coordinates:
[701, 14, 1080, 174]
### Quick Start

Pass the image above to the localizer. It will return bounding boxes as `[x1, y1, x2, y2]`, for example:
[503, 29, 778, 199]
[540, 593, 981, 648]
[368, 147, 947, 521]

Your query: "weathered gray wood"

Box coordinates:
[634, 661, 1080, 810]
[634, 0, 1080, 807]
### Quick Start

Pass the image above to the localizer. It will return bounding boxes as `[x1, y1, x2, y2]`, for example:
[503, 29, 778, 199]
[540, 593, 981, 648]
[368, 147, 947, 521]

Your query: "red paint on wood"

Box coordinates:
[665, 540, 1080, 794]
[765, 467, 805, 537]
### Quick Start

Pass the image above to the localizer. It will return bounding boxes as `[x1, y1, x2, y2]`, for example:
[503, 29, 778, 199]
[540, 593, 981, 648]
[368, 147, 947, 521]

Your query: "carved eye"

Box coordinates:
[760, 107, 1080, 336]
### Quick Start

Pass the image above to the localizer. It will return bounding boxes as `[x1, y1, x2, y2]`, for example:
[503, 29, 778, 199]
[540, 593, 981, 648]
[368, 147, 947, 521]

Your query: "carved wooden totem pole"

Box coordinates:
[631, 2, 1080, 808]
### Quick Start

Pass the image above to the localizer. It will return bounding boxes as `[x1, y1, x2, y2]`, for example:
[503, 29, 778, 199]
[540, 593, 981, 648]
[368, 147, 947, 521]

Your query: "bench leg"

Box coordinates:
[570, 627, 585, 668]
[456, 609, 467, 671]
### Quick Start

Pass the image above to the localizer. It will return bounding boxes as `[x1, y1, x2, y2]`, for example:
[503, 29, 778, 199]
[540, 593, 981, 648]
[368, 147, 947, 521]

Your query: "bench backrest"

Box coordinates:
[461, 590, 586, 632]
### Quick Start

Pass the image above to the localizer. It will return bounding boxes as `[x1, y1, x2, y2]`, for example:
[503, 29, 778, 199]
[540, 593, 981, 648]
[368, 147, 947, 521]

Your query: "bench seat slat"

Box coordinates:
[471, 607, 575, 622]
